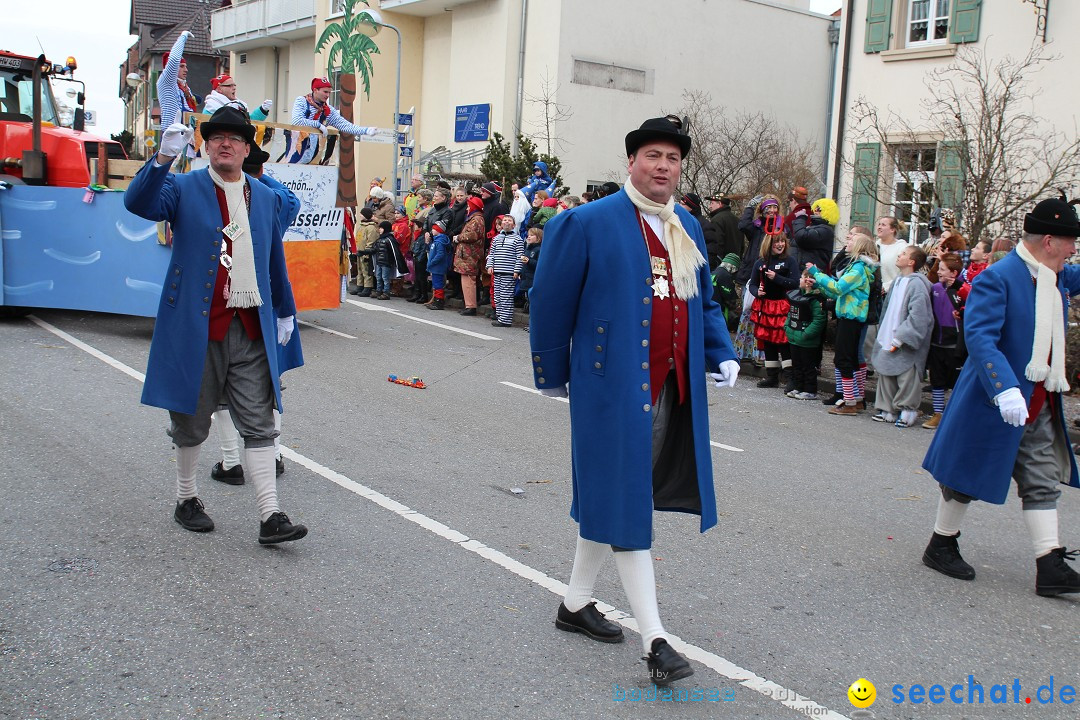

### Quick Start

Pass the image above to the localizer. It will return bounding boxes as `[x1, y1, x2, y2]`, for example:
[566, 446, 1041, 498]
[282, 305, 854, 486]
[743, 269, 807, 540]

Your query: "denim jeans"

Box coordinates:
[375, 264, 393, 294]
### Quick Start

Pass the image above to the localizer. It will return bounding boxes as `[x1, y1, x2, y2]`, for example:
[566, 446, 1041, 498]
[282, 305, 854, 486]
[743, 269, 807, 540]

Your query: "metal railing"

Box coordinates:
[211, 0, 316, 47]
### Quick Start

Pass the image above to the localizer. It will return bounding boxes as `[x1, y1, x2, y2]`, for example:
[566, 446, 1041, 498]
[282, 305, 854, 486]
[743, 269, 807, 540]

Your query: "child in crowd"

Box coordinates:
[785, 280, 826, 399]
[749, 233, 799, 388]
[962, 240, 989, 284]
[712, 253, 741, 331]
[805, 232, 878, 415]
[516, 226, 543, 313]
[487, 215, 525, 327]
[354, 207, 379, 297]
[923, 253, 969, 429]
[870, 246, 933, 428]
[370, 221, 397, 300]
[425, 222, 451, 310]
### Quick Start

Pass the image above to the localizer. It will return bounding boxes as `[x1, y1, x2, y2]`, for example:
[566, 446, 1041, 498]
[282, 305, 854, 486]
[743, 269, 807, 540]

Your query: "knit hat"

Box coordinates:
[311, 77, 332, 91]
[790, 186, 808, 203]
[432, 222, 445, 233]
[467, 196, 484, 214]
[162, 53, 186, 67]
[210, 75, 233, 91]
[680, 192, 702, 212]
[481, 181, 502, 196]
[378, 221, 393, 233]
[542, 197, 559, 208]
[719, 253, 740, 273]
[395, 205, 406, 215]
[359, 207, 374, 220]
[1025, 196, 1080, 237]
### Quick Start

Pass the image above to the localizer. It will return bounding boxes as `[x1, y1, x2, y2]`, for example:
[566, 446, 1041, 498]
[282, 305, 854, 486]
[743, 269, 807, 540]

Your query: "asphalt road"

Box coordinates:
[1, 300, 1078, 720]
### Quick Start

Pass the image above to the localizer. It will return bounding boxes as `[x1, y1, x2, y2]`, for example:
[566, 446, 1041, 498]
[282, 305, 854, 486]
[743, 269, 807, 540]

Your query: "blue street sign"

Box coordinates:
[397, 113, 413, 126]
[400, 146, 414, 157]
[454, 103, 490, 143]
[397, 132, 407, 145]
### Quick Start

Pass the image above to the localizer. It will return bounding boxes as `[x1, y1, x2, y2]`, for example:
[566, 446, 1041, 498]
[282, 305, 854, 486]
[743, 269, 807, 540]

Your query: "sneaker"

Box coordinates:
[1035, 547, 1080, 596]
[276, 455, 285, 477]
[795, 391, 818, 400]
[922, 531, 975, 580]
[174, 497, 214, 533]
[785, 389, 799, 398]
[555, 602, 624, 643]
[644, 638, 694, 685]
[210, 461, 245, 485]
[922, 412, 942, 429]
[259, 512, 308, 545]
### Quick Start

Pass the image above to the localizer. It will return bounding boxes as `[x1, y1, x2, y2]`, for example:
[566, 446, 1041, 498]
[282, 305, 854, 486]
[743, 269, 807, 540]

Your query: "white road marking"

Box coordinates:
[500, 380, 745, 452]
[297, 320, 357, 339]
[344, 297, 499, 341]
[30, 318, 845, 720]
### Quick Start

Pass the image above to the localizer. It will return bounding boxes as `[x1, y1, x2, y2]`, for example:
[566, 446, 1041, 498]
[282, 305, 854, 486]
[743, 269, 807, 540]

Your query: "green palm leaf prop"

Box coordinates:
[315, 0, 381, 99]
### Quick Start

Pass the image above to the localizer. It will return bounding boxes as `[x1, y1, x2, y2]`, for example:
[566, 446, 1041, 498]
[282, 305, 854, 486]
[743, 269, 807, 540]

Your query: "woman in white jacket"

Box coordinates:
[202, 75, 272, 121]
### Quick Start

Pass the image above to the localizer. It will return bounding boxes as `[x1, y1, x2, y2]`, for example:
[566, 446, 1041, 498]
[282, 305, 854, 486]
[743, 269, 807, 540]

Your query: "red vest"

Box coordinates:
[209, 184, 262, 342]
[640, 212, 688, 405]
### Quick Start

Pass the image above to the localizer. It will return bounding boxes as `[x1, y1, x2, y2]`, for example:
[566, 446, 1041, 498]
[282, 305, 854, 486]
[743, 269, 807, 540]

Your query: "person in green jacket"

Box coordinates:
[784, 284, 827, 399]
[805, 232, 880, 414]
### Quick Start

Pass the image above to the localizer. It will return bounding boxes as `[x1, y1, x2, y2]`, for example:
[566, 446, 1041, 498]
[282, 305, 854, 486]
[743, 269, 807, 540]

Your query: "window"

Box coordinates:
[330, 67, 342, 108]
[891, 146, 936, 244]
[907, 0, 950, 46]
[571, 59, 652, 94]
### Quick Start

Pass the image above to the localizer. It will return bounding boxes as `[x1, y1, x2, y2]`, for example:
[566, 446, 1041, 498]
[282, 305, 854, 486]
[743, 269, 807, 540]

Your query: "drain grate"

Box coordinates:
[47, 558, 98, 573]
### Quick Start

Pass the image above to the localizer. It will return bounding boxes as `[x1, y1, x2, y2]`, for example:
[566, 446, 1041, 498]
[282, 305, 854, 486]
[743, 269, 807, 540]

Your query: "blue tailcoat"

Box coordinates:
[923, 252, 1080, 502]
[124, 158, 300, 415]
[528, 190, 736, 549]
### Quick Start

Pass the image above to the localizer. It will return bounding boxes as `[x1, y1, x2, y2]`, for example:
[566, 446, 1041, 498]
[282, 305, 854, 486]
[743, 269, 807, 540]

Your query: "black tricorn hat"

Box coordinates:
[625, 115, 691, 158]
[199, 106, 256, 143]
[1024, 195, 1080, 238]
[242, 144, 270, 174]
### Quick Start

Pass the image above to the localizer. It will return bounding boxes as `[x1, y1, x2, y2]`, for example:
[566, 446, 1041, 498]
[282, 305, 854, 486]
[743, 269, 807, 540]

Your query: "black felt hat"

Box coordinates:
[242, 139, 270, 174]
[1024, 196, 1080, 238]
[199, 106, 256, 143]
[625, 115, 691, 158]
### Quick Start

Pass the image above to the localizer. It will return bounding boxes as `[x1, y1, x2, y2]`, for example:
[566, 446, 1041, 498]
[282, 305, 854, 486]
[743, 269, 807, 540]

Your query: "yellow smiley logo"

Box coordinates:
[848, 678, 877, 708]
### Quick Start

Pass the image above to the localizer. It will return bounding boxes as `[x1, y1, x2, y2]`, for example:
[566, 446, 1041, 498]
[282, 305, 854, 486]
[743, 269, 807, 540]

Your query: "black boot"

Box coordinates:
[756, 370, 780, 388]
[822, 392, 843, 406]
[358, 287, 372, 297]
[428, 298, 444, 310]
[644, 638, 693, 685]
[782, 369, 796, 394]
[922, 531, 976, 580]
[1035, 547, 1080, 597]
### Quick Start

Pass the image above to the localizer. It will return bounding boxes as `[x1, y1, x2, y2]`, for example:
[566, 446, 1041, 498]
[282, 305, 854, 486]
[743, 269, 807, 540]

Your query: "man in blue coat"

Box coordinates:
[124, 106, 308, 545]
[529, 116, 740, 685]
[922, 196, 1080, 596]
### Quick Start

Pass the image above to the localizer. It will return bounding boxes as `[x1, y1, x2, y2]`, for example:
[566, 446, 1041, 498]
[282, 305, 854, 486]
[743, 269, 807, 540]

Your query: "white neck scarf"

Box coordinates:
[208, 165, 262, 308]
[623, 177, 705, 300]
[1015, 241, 1068, 391]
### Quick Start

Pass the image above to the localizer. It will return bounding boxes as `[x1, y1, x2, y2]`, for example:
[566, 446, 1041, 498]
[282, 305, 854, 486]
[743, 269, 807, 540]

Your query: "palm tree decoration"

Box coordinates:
[316, 0, 381, 207]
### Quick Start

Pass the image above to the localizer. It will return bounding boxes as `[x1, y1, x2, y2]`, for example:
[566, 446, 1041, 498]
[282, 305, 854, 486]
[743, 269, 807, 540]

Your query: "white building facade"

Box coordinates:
[828, 0, 1080, 243]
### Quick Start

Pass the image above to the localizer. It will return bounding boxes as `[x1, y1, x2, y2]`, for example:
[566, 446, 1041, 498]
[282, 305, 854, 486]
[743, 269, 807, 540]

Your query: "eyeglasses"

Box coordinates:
[218, 83, 236, 88]
[208, 134, 246, 145]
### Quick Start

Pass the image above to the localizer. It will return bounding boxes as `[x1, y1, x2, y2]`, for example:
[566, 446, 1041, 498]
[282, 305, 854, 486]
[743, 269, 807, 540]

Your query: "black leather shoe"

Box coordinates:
[259, 512, 308, 545]
[922, 531, 975, 580]
[491, 320, 512, 327]
[1036, 547, 1080, 597]
[756, 376, 779, 388]
[210, 461, 245, 485]
[555, 602, 624, 643]
[459, 308, 477, 316]
[276, 456, 285, 477]
[174, 497, 214, 533]
[822, 392, 843, 406]
[644, 638, 693, 685]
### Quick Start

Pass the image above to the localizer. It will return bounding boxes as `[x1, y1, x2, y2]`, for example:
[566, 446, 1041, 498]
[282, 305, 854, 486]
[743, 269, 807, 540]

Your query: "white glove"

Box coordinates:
[181, 30, 194, 39]
[276, 316, 294, 346]
[540, 385, 568, 398]
[365, 126, 379, 136]
[159, 123, 193, 158]
[260, 99, 273, 112]
[318, 123, 328, 135]
[994, 387, 1027, 427]
[710, 360, 741, 388]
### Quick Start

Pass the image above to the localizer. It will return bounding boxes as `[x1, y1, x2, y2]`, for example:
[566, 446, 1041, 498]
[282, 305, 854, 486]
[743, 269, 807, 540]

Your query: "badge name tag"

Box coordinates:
[650, 256, 667, 276]
[223, 221, 243, 241]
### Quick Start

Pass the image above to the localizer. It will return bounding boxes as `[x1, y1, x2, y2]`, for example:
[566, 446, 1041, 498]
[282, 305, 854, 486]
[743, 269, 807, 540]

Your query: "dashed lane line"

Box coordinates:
[499, 380, 745, 453]
[297, 320, 357, 339]
[26, 315, 846, 720]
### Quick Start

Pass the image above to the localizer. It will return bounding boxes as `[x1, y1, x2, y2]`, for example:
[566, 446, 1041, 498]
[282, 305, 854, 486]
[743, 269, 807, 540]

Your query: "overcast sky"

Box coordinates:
[4, 0, 843, 140]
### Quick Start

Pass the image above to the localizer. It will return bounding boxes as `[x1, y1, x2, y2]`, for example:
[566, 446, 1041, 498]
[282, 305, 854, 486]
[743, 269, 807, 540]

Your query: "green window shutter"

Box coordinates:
[950, 0, 982, 44]
[850, 143, 881, 229]
[936, 140, 965, 222]
[864, 0, 894, 53]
